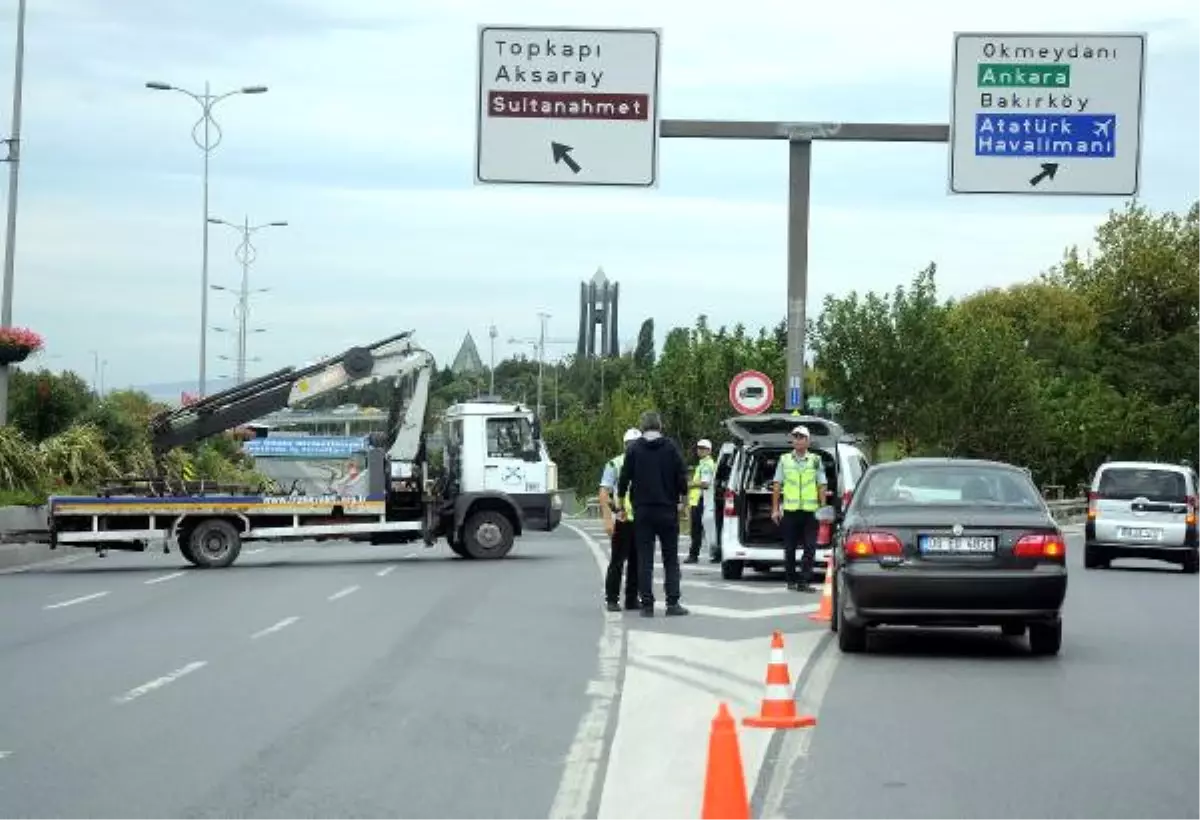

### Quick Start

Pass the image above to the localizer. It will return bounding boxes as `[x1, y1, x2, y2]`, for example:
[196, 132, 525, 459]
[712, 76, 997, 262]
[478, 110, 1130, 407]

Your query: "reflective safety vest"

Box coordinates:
[779, 451, 821, 512]
[608, 455, 635, 522]
[689, 456, 716, 508]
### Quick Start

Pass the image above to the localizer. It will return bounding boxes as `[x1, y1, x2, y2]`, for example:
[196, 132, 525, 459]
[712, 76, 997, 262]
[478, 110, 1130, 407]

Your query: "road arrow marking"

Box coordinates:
[1029, 162, 1059, 186]
[551, 141, 582, 174]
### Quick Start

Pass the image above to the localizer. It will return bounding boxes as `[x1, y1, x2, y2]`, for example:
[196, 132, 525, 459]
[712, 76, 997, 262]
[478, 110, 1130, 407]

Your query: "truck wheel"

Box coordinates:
[187, 519, 243, 568]
[462, 510, 514, 559]
[447, 532, 472, 559]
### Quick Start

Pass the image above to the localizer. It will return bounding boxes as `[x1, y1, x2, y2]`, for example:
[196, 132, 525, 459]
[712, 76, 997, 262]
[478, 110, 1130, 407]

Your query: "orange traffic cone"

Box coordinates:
[808, 551, 834, 623]
[701, 702, 751, 820]
[743, 631, 816, 729]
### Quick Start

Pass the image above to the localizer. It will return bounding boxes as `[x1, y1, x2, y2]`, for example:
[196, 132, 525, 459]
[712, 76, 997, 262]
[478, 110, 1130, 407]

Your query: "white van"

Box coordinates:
[717, 414, 870, 581]
[1085, 460, 1198, 573]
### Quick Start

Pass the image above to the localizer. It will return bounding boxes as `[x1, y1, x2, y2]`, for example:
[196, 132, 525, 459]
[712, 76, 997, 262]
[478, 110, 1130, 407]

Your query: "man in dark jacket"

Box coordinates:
[617, 410, 690, 618]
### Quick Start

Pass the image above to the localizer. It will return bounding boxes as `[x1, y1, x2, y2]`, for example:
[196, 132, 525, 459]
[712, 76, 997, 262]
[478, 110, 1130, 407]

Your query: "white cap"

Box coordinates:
[697, 439, 713, 449]
[791, 425, 810, 438]
[623, 428, 642, 444]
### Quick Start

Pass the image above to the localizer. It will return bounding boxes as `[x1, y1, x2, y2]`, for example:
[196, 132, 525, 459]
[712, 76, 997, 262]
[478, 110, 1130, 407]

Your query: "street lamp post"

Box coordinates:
[0, 0, 29, 426]
[209, 215, 285, 383]
[488, 323, 498, 395]
[145, 80, 268, 398]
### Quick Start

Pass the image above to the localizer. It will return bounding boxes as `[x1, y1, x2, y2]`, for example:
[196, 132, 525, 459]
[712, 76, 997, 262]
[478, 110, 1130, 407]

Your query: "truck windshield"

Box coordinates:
[487, 417, 535, 459]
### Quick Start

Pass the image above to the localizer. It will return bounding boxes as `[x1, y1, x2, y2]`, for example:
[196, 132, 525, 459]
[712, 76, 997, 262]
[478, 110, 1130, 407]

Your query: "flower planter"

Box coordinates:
[0, 346, 31, 365]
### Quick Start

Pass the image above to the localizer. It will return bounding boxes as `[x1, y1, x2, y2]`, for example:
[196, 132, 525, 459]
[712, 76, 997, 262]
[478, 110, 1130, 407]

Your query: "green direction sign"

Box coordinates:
[806, 395, 825, 411]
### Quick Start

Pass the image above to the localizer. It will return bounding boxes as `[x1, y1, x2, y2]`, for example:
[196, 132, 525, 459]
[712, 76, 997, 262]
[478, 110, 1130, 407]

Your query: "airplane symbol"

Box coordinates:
[1093, 119, 1112, 138]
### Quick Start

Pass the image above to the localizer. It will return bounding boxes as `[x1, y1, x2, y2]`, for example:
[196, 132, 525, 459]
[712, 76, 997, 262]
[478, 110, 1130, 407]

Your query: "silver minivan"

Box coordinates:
[1085, 460, 1198, 573]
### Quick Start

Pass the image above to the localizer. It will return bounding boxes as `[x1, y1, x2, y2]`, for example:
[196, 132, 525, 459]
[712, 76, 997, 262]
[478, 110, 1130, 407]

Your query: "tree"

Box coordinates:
[633, 318, 656, 369]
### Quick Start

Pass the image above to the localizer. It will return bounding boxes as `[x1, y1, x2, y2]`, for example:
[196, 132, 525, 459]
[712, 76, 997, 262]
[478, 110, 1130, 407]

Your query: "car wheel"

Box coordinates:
[721, 560, 744, 581]
[1028, 619, 1062, 656]
[1182, 551, 1199, 575]
[1084, 543, 1108, 569]
[836, 589, 866, 653]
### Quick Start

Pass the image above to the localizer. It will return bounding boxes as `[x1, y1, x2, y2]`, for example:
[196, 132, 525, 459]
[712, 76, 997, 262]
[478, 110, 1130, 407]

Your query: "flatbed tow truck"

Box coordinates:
[46, 331, 562, 568]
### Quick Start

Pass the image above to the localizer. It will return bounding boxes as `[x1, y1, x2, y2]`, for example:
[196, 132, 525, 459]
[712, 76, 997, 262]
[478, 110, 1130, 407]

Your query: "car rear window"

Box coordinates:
[742, 447, 837, 492]
[857, 464, 1042, 508]
[1096, 468, 1188, 502]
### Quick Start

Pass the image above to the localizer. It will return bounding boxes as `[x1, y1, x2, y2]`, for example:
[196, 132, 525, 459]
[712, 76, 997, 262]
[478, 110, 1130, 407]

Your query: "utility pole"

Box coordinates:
[660, 120, 949, 410]
[208, 215, 285, 383]
[509, 314, 573, 419]
[0, 0, 28, 426]
[488, 323, 498, 395]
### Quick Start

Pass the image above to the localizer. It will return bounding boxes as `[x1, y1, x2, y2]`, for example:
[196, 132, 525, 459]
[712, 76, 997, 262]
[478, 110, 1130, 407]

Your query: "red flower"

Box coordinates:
[0, 326, 44, 351]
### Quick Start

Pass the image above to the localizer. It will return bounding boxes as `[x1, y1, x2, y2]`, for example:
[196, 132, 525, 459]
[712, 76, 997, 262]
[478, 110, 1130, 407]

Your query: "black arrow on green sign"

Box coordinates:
[551, 142, 582, 174]
[1029, 163, 1059, 187]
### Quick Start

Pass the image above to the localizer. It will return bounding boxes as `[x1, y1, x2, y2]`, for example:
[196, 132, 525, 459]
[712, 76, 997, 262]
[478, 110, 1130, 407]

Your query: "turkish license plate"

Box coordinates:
[920, 535, 996, 554]
[1119, 527, 1160, 540]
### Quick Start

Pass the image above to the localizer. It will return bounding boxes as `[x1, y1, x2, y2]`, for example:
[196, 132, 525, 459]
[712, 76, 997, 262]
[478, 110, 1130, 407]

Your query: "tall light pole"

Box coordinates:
[145, 80, 268, 398]
[0, 0, 28, 426]
[209, 215, 284, 384]
[488, 323, 498, 395]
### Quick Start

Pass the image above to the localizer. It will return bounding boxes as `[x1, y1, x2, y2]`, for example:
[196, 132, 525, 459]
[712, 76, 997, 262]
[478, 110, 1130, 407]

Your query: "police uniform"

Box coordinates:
[773, 434, 827, 590]
[600, 444, 640, 610]
[686, 442, 716, 563]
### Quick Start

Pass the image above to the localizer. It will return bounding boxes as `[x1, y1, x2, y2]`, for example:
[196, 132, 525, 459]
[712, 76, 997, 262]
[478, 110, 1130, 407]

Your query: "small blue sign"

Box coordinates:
[974, 113, 1116, 158]
[243, 436, 370, 459]
[788, 386, 802, 409]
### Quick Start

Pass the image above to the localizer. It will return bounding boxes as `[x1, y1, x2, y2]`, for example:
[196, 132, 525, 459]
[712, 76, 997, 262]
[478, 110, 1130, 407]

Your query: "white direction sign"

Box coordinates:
[475, 25, 661, 187]
[949, 32, 1146, 196]
[729, 370, 774, 416]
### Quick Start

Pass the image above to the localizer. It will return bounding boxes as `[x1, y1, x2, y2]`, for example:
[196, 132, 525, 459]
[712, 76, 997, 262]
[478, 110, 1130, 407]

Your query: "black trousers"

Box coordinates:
[688, 497, 705, 558]
[635, 506, 682, 606]
[781, 509, 817, 586]
[605, 519, 638, 604]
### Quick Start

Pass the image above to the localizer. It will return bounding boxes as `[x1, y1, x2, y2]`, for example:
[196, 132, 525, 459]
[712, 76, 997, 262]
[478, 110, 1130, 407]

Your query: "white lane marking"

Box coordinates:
[43, 591, 110, 610]
[250, 616, 300, 640]
[327, 585, 360, 602]
[0, 553, 86, 575]
[376, 565, 397, 577]
[244, 548, 266, 555]
[552, 524, 627, 819]
[404, 553, 418, 559]
[0, 751, 10, 761]
[760, 639, 842, 819]
[144, 571, 185, 585]
[686, 603, 820, 620]
[680, 579, 791, 595]
[113, 661, 207, 705]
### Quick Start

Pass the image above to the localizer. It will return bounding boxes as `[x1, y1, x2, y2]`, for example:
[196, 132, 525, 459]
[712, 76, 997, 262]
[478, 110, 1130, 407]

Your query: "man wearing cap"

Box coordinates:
[685, 439, 717, 564]
[771, 425, 828, 592]
[598, 428, 642, 612]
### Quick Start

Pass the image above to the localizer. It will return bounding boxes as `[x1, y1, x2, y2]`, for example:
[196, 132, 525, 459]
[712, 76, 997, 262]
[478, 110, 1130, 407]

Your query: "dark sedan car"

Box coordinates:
[830, 458, 1068, 656]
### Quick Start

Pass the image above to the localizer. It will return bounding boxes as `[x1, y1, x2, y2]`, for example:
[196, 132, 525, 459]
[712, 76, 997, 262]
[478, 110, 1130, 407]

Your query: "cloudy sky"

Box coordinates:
[2, 0, 1197, 395]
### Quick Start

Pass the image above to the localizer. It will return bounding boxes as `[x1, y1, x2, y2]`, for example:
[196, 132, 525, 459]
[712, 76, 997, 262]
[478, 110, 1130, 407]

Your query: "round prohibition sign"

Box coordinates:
[729, 370, 774, 415]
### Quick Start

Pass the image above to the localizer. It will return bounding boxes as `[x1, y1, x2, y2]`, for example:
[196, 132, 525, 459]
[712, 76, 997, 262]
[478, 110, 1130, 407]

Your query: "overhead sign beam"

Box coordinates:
[661, 119, 949, 412]
[661, 120, 949, 142]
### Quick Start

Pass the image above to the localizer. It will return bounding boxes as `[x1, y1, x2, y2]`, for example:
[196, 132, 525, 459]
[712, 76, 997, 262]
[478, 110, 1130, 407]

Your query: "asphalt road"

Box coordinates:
[0, 531, 601, 818]
[779, 530, 1200, 819]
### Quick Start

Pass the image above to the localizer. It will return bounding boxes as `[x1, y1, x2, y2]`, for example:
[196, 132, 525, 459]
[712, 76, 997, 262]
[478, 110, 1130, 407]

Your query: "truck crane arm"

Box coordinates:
[150, 331, 436, 459]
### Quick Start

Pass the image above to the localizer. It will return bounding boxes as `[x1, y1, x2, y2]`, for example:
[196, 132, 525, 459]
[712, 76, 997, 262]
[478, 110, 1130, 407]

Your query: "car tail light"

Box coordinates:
[843, 530, 903, 559]
[1087, 490, 1098, 519]
[1014, 532, 1066, 560]
[1186, 495, 1197, 527]
[724, 490, 736, 516]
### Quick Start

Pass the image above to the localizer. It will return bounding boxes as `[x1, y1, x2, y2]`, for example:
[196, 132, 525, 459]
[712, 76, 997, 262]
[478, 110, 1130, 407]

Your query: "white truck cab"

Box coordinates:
[437, 399, 561, 558]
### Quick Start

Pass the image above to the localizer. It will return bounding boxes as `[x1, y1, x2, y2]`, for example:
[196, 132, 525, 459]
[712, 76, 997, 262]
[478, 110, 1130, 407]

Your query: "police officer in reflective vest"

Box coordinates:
[770, 425, 828, 592]
[685, 439, 716, 564]
[599, 428, 642, 611]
